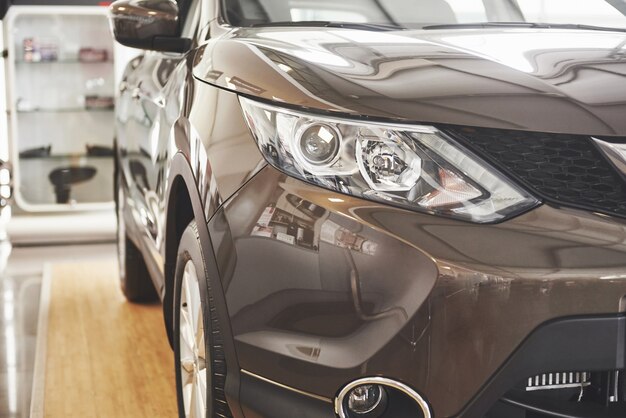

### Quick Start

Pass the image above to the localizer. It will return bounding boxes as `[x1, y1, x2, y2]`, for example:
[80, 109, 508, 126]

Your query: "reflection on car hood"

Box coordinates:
[194, 27, 626, 136]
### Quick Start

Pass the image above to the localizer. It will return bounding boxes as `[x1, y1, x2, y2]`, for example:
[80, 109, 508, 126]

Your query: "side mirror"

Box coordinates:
[109, 0, 191, 53]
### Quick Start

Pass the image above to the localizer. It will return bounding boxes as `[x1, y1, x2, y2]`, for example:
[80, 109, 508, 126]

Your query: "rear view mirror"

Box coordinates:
[109, 0, 191, 53]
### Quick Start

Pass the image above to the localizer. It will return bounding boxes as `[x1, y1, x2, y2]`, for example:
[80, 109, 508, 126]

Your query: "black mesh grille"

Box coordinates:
[445, 126, 626, 218]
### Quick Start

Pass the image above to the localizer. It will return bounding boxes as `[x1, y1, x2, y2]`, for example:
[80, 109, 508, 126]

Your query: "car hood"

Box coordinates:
[194, 27, 626, 136]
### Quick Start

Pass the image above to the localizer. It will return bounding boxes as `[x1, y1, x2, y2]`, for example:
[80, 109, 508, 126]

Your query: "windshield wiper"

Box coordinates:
[250, 21, 405, 31]
[422, 22, 626, 33]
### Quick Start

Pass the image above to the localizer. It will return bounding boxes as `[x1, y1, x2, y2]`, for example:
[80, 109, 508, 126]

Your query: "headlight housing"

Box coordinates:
[240, 97, 539, 223]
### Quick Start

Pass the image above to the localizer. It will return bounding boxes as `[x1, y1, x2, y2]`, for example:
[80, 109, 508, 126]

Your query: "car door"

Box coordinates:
[117, 0, 201, 252]
[123, 54, 177, 241]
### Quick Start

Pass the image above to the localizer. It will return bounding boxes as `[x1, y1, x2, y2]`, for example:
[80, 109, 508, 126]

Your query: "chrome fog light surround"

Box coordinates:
[335, 377, 432, 418]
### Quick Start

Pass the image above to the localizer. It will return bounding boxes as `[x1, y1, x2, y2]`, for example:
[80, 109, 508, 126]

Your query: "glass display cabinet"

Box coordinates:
[5, 5, 115, 212]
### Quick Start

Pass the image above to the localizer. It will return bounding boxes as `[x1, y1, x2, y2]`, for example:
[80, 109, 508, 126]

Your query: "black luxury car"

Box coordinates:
[110, 0, 626, 417]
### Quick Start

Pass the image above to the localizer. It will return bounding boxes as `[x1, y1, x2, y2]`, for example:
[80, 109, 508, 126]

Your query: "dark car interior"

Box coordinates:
[224, 0, 459, 27]
[223, 0, 626, 30]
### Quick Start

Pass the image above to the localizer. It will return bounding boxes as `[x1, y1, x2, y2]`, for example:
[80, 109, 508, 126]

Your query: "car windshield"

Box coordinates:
[224, 0, 626, 30]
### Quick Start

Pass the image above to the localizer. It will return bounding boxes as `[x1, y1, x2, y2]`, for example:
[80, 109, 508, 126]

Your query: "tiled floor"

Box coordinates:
[0, 267, 40, 418]
[0, 242, 116, 418]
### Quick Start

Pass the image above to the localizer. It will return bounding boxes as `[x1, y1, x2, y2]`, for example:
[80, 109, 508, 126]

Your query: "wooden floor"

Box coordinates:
[43, 261, 177, 417]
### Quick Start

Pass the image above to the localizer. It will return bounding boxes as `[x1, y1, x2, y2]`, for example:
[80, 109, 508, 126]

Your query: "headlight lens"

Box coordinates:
[240, 98, 539, 223]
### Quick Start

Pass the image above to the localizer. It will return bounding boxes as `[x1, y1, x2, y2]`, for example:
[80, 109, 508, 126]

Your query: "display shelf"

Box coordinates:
[17, 154, 113, 159]
[15, 59, 113, 64]
[17, 108, 114, 113]
[18, 156, 114, 205]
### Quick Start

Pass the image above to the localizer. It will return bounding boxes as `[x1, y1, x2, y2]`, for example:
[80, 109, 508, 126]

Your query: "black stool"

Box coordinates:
[48, 166, 97, 204]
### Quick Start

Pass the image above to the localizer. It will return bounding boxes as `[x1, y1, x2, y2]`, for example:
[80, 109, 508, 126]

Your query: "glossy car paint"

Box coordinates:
[210, 159, 626, 417]
[194, 26, 626, 136]
[110, 0, 180, 50]
[114, 4, 626, 418]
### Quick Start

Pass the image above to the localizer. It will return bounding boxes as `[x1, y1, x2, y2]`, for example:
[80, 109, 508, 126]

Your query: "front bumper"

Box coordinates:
[208, 164, 626, 417]
[236, 314, 626, 417]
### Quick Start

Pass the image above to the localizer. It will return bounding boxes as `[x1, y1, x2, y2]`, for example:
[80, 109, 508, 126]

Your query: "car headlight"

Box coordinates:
[239, 97, 539, 223]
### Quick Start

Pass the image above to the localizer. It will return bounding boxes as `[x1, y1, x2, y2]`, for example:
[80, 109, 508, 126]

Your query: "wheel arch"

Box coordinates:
[163, 150, 211, 345]
[162, 115, 216, 345]
[163, 150, 244, 417]
[163, 167, 194, 347]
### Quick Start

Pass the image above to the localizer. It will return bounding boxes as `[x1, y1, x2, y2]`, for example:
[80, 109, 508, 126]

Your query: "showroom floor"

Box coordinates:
[0, 241, 38, 418]
[0, 242, 176, 418]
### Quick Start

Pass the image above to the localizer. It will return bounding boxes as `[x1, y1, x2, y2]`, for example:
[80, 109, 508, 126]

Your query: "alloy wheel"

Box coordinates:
[179, 260, 207, 418]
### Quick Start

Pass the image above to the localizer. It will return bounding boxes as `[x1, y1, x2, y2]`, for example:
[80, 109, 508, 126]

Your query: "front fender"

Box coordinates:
[163, 126, 244, 417]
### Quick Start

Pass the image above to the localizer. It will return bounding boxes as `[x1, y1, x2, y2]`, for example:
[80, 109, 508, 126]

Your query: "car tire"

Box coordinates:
[174, 220, 228, 418]
[116, 156, 158, 303]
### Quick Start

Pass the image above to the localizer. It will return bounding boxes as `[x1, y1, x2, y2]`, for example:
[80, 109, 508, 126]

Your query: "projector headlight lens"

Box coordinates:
[298, 122, 341, 165]
[240, 97, 538, 223]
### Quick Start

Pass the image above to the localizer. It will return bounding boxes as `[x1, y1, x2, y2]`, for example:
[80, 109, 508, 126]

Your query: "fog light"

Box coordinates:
[298, 123, 341, 165]
[336, 377, 432, 418]
[348, 384, 385, 415]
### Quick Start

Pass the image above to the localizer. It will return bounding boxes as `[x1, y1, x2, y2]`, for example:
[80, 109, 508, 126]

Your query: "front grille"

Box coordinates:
[445, 127, 626, 218]
[488, 370, 626, 418]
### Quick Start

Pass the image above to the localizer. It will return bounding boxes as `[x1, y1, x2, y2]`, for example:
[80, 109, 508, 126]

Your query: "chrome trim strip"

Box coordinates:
[240, 369, 333, 404]
[526, 371, 590, 392]
[526, 382, 591, 392]
[335, 377, 432, 418]
[593, 138, 626, 176]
